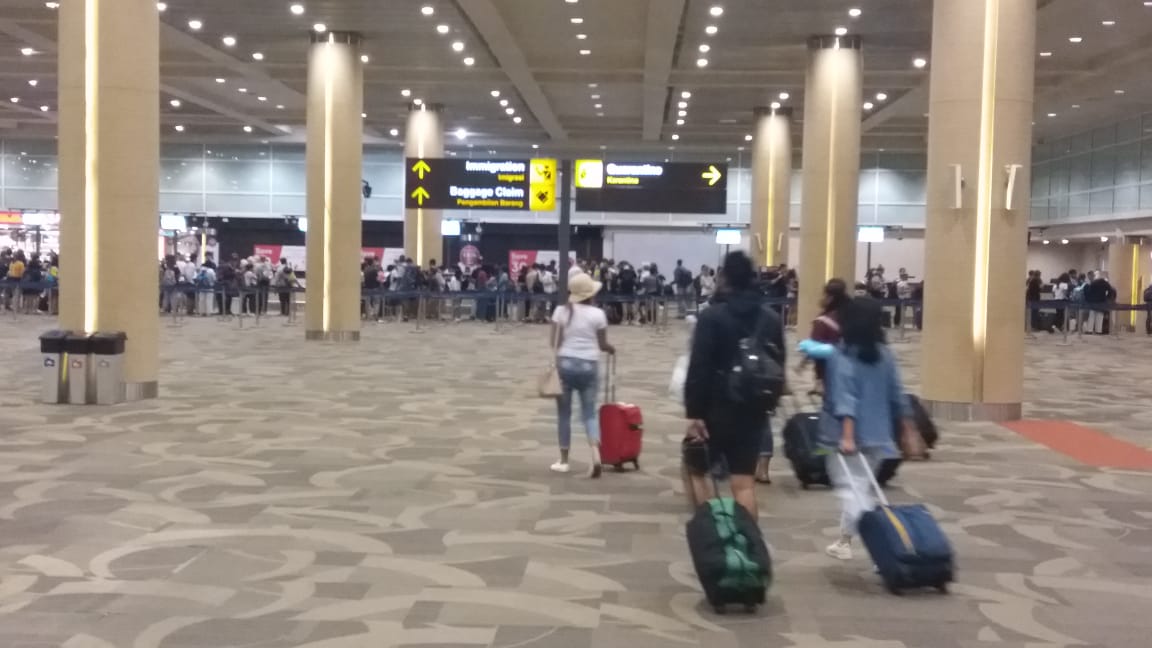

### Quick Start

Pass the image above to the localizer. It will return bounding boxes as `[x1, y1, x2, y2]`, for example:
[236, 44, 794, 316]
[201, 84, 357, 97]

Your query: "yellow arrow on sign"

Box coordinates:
[701, 165, 723, 186]
[411, 186, 430, 205]
[412, 159, 432, 180]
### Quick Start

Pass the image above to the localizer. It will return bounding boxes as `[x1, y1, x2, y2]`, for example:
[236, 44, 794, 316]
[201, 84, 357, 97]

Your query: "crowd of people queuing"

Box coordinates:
[158, 252, 298, 317]
[0, 248, 58, 313]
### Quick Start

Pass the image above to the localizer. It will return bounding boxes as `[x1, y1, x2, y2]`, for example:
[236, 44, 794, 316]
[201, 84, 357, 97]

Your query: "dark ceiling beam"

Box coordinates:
[641, 0, 687, 140]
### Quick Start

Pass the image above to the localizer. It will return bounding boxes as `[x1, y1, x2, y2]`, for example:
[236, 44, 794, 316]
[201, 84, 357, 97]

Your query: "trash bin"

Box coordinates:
[90, 332, 127, 405]
[62, 333, 92, 405]
[38, 329, 71, 404]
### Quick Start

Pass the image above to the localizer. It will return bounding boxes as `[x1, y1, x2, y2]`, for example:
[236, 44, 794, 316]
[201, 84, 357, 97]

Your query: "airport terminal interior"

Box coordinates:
[1, 0, 1152, 646]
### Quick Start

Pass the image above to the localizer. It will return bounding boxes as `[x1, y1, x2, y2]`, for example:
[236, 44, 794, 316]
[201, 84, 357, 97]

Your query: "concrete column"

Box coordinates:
[404, 104, 444, 265]
[797, 35, 863, 327]
[304, 31, 364, 342]
[58, 0, 159, 399]
[921, 0, 1036, 421]
[1106, 237, 1144, 332]
[748, 106, 792, 268]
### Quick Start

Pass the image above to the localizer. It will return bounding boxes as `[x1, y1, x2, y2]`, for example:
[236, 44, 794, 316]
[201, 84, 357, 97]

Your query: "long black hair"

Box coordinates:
[822, 278, 851, 316]
[840, 296, 886, 364]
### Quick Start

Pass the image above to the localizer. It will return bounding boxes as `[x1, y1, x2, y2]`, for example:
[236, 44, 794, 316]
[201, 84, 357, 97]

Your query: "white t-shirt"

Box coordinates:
[552, 304, 607, 362]
[541, 271, 557, 294]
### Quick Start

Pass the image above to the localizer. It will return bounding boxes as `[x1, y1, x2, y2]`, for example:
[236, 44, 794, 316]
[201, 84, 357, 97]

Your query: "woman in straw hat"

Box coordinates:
[550, 272, 616, 477]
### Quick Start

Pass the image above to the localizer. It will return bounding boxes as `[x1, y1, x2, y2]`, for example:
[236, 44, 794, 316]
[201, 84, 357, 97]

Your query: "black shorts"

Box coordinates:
[705, 429, 761, 476]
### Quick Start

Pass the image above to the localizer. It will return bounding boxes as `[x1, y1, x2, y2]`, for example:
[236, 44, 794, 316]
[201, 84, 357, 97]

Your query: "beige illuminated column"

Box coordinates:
[1105, 237, 1144, 332]
[304, 31, 364, 342]
[58, 0, 160, 399]
[404, 103, 444, 264]
[797, 35, 863, 327]
[748, 106, 792, 268]
[921, 0, 1036, 421]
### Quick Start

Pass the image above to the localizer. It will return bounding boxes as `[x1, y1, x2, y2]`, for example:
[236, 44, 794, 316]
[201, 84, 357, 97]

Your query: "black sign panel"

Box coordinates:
[404, 158, 557, 211]
[574, 161, 728, 214]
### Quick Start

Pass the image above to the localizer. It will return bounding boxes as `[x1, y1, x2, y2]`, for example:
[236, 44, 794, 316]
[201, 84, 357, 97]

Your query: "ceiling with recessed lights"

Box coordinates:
[0, 0, 1148, 153]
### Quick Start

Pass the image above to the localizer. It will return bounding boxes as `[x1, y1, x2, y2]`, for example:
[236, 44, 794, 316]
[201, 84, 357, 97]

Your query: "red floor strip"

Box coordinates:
[1001, 420, 1152, 469]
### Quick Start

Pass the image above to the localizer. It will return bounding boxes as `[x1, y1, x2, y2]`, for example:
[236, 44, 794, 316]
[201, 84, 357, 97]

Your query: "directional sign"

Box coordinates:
[404, 158, 557, 212]
[574, 160, 729, 214]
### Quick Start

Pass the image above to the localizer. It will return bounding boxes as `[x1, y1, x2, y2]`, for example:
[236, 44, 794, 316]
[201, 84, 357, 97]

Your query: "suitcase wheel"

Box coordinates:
[936, 582, 950, 594]
[743, 603, 758, 613]
[613, 463, 625, 472]
[632, 459, 640, 470]
[800, 481, 810, 490]
[713, 604, 727, 615]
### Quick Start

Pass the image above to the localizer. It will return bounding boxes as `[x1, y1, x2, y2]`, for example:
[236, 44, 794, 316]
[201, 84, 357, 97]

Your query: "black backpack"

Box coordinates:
[1144, 285, 1152, 304]
[726, 307, 785, 412]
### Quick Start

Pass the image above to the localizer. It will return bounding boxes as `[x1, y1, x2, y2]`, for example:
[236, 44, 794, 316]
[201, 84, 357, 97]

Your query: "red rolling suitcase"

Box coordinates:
[598, 354, 644, 470]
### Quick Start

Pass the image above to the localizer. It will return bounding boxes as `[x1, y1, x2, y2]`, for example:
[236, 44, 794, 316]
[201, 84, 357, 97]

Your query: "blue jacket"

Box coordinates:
[818, 345, 910, 457]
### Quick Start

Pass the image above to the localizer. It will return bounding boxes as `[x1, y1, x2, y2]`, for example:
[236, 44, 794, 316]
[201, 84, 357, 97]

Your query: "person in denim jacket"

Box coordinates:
[801, 297, 917, 561]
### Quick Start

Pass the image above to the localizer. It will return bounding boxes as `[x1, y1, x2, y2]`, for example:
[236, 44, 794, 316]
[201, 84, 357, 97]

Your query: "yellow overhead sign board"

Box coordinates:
[575, 159, 604, 189]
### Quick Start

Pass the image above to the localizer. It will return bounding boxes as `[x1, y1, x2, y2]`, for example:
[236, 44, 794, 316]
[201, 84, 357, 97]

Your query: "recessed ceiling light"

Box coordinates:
[834, 26, 848, 36]
[413, 98, 423, 105]
[597, 112, 604, 117]
[490, 90, 501, 97]
[579, 49, 591, 55]
[20, 47, 35, 56]
[238, 87, 248, 93]
[876, 92, 888, 101]
[251, 52, 264, 61]
[421, 5, 435, 16]
[1042, 239, 1050, 245]
[1115, 89, 1126, 94]
[676, 119, 685, 125]
[848, 7, 861, 17]
[174, 125, 185, 132]
[696, 58, 708, 67]
[454, 127, 468, 140]
[1068, 36, 1082, 43]
[276, 104, 285, 109]
[513, 116, 522, 124]
[681, 91, 692, 99]
[709, 6, 724, 17]
[8, 97, 18, 103]
[389, 128, 400, 136]
[290, 4, 305, 16]
[744, 134, 753, 141]
[677, 109, 687, 117]
[45, 1, 59, 8]
[187, 19, 203, 30]
[588, 83, 598, 88]
[39, 105, 49, 112]
[677, 101, 688, 108]
[313, 23, 327, 33]
[361, 54, 370, 63]
[532, 144, 540, 149]
[1061, 239, 1070, 245]
[463, 56, 475, 66]
[591, 94, 601, 99]
[594, 103, 603, 109]
[28, 79, 38, 87]
[243, 125, 253, 132]
[571, 17, 584, 24]
[699, 44, 710, 53]
[770, 101, 781, 109]
[1100, 236, 1109, 242]
[705, 25, 718, 35]
[1047, 112, 1057, 118]
[169, 99, 182, 108]
[1102, 20, 1116, 26]
[671, 133, 680, 140]
[451, 41, 465, 52]
[913, 57, 928, 68]
[576, 33, 587, 40]
[435, 25, 451, 36]
[1072, 104, 1080, 109]
[222, 36, 236, 47]
[506, 107, 515, 115]
[361, 112, 367, 118]
[401, 88, 412, 97]
[500, 99, 509, 107]
[863, 101, 874, 110]
[257, 96, 267, 101]
[779, 92, 790, 100]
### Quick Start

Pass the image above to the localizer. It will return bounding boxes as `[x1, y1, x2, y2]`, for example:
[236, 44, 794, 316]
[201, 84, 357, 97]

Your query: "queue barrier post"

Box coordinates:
[411, 293, 427, 334]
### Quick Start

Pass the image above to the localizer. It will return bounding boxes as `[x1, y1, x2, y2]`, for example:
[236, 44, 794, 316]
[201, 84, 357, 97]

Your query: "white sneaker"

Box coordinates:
[825, 539, 853, 561]
[550, 462, 571, 474]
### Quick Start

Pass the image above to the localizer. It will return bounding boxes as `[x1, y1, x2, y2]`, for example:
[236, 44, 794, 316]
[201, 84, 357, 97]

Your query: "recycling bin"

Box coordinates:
[62, 333, 92, 405]
[38, 330, 71, 404]
[90, 332, 127, 405]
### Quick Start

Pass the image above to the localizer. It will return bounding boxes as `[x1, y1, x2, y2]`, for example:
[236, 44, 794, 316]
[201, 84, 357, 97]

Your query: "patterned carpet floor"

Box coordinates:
[0, 315, 1148, 647]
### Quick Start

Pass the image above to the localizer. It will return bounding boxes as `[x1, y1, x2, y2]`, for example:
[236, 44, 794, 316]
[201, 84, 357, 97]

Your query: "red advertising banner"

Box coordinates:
[508, 250, 538, 275]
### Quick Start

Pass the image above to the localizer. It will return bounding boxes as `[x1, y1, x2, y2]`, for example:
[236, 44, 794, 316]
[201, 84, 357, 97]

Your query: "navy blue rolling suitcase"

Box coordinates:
[839, 454, 954, 595]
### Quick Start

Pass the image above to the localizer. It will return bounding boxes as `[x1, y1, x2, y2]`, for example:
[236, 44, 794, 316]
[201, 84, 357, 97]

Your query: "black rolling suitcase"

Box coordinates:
[685, 493, 772, 613]
[782, 398, 830, 489]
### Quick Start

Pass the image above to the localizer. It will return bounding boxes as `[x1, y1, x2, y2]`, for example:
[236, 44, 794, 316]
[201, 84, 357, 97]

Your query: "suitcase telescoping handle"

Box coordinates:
[603, 352, 617, 403]
[835, 452, 891, 509]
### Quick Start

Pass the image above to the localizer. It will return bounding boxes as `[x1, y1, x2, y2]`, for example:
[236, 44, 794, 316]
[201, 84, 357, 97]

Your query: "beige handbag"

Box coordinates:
[538, 319, 563, 398]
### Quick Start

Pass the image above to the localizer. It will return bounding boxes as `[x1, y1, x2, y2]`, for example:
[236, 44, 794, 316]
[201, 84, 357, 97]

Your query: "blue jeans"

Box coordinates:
[556, 357, 600, 449]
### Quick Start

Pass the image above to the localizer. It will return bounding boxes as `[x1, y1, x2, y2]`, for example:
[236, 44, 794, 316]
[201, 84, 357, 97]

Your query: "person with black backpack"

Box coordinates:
[684, 251, 785, 519]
